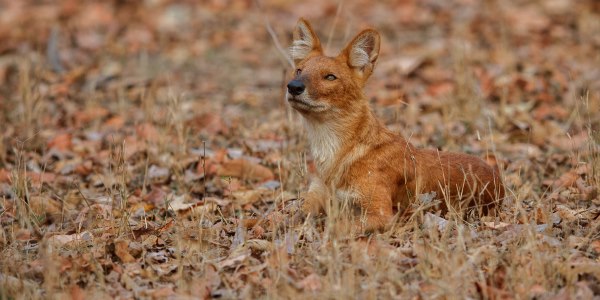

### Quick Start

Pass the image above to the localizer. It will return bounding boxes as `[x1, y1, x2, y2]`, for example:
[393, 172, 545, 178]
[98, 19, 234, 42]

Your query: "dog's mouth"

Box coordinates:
[288, 96, 326, 111]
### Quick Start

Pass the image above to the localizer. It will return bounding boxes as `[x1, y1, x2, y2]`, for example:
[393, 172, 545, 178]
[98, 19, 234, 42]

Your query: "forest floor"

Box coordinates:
[1, 0, 599, 299]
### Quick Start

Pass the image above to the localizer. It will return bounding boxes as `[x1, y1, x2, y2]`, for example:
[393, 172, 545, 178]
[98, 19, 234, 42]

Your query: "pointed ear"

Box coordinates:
[290, 18, 322, 65]
[342, 29, 380, 77]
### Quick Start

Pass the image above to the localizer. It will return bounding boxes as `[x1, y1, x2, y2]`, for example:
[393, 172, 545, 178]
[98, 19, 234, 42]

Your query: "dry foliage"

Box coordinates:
[1, 0, 599, 299]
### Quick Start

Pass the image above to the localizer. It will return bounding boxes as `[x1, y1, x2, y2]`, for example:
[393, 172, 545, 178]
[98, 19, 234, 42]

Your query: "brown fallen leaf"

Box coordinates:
[217, 158, 274, 181]
[483, 221, 512, 230]
[74, 106, 109, 125]
[70, 284, 85, 300]
[590, 240, 600, 253]
[75, 204, 112, 230]
[187, 112, 227, 135]
[244, 239, 272, 252]
[250, 225, 265, 238]
[475, 281, 514, 300]
[240, 218, 260, 229]
[114, 239, 136, 263]
[74, 160, 93, 176]
[217, 249, 251, 269]
[190, 264, 221, 298]
[232, 189, 268, 205]
[143, 186, 167, 207]
[148, 286, 175, 298]
[28, 195, 62, 218]
[298, 273, 322, 292]
[555, 204, 579, 223]
[147, 165, 170, 183]
[532, 103, 568, 121]
[136, 122, 159, 142]
[15, 229, 32, 241]
[103, 115, 125, 129]
[379, 55, 426, 76]
[423, 212, 449, 231]
[168, 195, 202, 211]
[0, 168, 10, 183]
[195, 156, 219, 177]
[47, 231, 92, 246]
[575, 178, 598, 201]
[550, 170, 578, 190]
[27, 172, 57, 185]
[47, 132, 72, 152]
[528, 284, 547, 298]
[158, 219, 175, 233]
[551, 132, 589, 152]
[426, 81, 454, 97]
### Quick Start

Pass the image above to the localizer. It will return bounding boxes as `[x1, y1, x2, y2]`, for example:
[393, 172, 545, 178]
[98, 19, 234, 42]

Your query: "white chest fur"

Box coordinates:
[304, 120, 341, 175]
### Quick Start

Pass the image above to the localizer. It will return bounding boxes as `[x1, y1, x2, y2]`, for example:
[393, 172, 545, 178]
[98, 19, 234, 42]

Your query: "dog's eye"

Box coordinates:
[325, 74, 337, 81]
[295, 69, 302, 76]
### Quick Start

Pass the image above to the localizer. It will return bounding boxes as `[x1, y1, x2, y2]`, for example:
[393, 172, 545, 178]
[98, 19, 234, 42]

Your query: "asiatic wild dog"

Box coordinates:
[287, 18, 505, 232]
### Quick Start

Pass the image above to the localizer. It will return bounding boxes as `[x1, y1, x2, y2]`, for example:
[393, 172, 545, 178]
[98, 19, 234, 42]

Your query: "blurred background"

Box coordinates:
[1, 0, 599, 150]
[1, 1, 599, 298]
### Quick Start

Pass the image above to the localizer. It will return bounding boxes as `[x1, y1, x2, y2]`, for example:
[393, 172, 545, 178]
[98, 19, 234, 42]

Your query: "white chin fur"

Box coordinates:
[288, 93, 328, 112]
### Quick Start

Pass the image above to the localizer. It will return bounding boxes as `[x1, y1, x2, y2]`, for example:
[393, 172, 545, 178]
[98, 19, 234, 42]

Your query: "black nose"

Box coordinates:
[287, 80, 305, 96]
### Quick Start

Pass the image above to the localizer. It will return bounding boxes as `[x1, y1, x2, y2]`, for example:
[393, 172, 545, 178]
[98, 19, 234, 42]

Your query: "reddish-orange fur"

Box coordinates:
[288, 18, 505, 232]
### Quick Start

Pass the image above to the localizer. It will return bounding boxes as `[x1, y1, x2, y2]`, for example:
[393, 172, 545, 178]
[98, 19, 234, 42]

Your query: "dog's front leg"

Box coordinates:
[281, 177, 328, 230]
[302, 176, 328, 216]
[353, 187, 394, 233]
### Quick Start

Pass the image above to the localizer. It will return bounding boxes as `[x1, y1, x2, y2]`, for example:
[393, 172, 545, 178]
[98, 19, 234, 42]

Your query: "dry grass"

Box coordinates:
[1, 0, 599, 299]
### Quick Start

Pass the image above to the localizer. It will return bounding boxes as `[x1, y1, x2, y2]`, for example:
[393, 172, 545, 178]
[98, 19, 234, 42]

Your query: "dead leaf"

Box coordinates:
[379, 55, 426, 75]
[70, 284, 85, 300]
[424, 212, 449, 231]
[47, 133, 72, 152]
[554, 205, 579, 223]
[244, 239, 272, 252]
[298, 273, 322, 292]
[158, 219, 175, 233]
[217, 249, 250, 269]
[0, 168, 10, 183]
[28, 195, 62, 217]
[114, 240, 136, 263]
[15, 229, 32, 241]
[27, 172, 57, 185]
[143, 186, 167, 206]
[147, 165, 170, 183]
[551, 132, 589, 152]
[232, 189, 268, 205]
[188, 112, 227, 135]
[590, 240, 600, 253]
[476, 281, 514, 300]
[426, 81, 455, 97]
[217, 158, 274, 181]
[47, 231, 93, 246]
[146, 251, 169, 264]
[168, 194, 202, 211]
[551, 170, 578, 189]
[575, 178, 598, 201]
[250, 225, 265, 238]
[74, 106, 109, 125]
[190, 264, 221, 298]
[103, 115, 125, 129]
[568, 236, 587, 248]
[483, 221, 512, 230]
[75, 204, 112, 229]
[528, 284, 547, 298]
[136, 122, 159, 142]
[148, 286, 175, 298]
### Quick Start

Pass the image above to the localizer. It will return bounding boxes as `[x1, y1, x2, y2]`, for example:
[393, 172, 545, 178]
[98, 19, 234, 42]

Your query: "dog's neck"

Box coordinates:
[303, 102, 380, 178]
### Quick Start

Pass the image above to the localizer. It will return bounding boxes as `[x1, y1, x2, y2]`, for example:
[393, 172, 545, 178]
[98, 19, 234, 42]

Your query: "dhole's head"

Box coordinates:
[286, 18, 380, 117]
